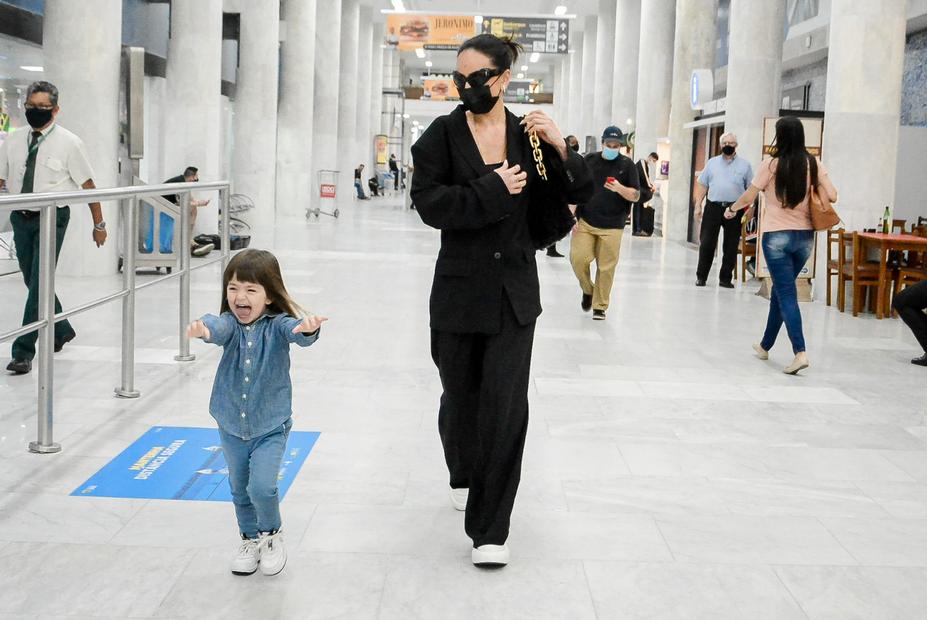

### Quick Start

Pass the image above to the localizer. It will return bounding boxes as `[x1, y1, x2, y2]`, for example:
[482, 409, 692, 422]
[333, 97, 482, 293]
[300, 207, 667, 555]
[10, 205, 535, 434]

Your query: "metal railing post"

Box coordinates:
[220, 187, 231, 269]
[29, 204, 60, 454]
[116, 196, 140, 398]
[175, 192, 195, 362]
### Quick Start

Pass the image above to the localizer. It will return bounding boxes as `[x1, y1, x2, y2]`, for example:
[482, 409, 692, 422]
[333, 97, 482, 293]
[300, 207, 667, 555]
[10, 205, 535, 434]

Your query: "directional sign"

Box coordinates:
[482, 17, 570, 54]
[71, 426, 320, 501]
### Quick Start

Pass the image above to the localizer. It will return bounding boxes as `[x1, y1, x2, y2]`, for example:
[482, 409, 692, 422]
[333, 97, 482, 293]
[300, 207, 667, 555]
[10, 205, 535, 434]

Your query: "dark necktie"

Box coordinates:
[21, 130, 42, 194]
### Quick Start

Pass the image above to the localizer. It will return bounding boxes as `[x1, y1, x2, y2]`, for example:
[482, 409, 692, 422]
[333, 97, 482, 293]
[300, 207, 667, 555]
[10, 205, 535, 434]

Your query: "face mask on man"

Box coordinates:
[602, 147, 621, 161]
[570, 142, 580, 152]
[721, 145, 736, 156]
[25, 107, 53, 129]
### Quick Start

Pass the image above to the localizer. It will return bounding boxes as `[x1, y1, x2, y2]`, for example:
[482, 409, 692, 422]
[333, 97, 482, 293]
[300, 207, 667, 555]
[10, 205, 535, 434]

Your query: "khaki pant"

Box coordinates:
[570, 218, 624, 311]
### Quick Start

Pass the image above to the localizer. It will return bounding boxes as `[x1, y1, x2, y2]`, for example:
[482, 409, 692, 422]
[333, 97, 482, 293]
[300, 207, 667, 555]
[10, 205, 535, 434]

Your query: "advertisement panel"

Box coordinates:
[423, 77, 460, 101]
[386, 14, 475, 50]
[482, 16, 570, 53]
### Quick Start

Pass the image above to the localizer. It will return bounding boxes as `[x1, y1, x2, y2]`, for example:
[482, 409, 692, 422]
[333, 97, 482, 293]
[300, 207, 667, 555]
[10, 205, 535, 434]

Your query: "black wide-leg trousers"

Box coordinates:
[430, 295, 535, 548]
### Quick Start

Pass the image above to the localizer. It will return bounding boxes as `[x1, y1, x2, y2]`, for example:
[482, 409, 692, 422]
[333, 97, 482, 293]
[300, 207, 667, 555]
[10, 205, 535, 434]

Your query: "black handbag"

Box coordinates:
[526, 133, 577, 250]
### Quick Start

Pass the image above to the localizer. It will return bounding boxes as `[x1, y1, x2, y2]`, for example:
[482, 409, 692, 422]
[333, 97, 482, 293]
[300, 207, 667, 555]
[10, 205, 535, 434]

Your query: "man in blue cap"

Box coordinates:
[570, 126, 641, 321]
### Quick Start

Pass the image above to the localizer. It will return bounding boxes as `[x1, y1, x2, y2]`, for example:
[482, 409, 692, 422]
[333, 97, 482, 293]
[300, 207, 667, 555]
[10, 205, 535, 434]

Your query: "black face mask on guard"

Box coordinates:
[25, 107, 53, 129]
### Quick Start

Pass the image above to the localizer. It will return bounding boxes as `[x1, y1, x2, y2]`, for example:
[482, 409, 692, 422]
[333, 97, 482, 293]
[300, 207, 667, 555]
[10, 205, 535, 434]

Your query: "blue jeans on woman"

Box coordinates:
[761, 230, 814, 355]
[218, 418, 292, 539]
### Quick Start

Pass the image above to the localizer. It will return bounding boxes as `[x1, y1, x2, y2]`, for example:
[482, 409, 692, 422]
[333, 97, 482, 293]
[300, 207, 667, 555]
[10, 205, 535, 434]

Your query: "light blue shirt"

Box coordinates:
[697, 155, 754, 203]
[200, 312, 319, 440]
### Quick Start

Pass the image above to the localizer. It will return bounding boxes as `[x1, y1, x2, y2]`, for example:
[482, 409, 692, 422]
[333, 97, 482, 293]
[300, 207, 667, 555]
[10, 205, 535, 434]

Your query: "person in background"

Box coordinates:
[565, 135, 580, 153]
[570, 125, 641, 321]
[389, 154, 400, 191]
[693, 132, 754, 288]
[632, 152, 659, 237]
[725, 116, 837, 375]
[545, 135, 582, 258]
[892, 280, 927, 367]
[164, 166, 212, 257]
[354, 163, 370, 200]
[0, 80, 107, 375]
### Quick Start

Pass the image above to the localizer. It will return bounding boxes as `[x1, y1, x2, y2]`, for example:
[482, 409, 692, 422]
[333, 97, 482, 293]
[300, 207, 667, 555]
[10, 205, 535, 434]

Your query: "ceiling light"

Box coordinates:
[415, 47, 426, 59]
[554, 5, 567, 16]
[391, 0, 405, 11]
[474, 15, 483, 25]
[20, 66, 43, 72]
[530, 53, 540, 63]
[425, 61, 433, 67]
[403, 113, 410, 119]
[517, 72, 525, 79]
[521, 65, 528, 72]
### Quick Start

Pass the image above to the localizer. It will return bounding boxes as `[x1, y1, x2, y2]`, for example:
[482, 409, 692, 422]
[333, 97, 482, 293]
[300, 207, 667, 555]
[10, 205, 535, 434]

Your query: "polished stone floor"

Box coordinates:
[1, 194, 926, 619]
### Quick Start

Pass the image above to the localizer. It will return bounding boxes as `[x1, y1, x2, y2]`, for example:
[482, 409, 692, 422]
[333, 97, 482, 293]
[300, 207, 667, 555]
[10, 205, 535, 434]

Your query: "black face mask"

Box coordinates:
[570, 142, 580, 152]
[721, 145, 736, 156]
[25, 107, 53, 129]
[460, 83, 499, 115]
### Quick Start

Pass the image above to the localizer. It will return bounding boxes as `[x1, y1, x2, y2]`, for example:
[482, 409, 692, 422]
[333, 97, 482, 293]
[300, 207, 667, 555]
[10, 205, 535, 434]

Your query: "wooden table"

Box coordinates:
[857, 232, 927, 319]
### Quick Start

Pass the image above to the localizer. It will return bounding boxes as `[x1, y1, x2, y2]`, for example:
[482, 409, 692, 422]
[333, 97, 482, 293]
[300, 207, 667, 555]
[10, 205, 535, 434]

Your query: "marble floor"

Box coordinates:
[1, 195, 926, 619]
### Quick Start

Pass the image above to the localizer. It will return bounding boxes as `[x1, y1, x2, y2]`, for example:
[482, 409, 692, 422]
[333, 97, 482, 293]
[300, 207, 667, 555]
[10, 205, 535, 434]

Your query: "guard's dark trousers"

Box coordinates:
[430, 295, 534, 548]
[893, 280, 927, 353]
[696, 200, 742, 284]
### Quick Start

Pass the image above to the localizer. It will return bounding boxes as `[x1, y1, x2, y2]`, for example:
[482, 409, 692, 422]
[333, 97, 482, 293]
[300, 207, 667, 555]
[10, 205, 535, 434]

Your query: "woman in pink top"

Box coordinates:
[725, 117, 838, 375]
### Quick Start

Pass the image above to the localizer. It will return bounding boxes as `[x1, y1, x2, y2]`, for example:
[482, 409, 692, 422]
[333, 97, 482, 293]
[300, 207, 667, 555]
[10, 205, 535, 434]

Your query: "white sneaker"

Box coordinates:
[753, 343, 769, 360]
[230, 537, 260, 575]
[783, 352, 809, 375]
[450, 487, 469, 511]
[258, 530, 287, 576]
[472, 544, 510, 567]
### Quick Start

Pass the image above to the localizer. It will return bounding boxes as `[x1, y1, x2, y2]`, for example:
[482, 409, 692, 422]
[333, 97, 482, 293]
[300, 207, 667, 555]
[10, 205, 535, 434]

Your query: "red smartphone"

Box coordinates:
[606, 176, 616, 184]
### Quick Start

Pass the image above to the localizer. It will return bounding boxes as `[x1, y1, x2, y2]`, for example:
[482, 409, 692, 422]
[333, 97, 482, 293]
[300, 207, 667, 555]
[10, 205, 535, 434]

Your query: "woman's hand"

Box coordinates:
[186, 320, 210, 340]
[521, 111, 568, 160]
[293, 315, 328, 334]
[494, 160, 528, 195]
[723, 206, 739, 220]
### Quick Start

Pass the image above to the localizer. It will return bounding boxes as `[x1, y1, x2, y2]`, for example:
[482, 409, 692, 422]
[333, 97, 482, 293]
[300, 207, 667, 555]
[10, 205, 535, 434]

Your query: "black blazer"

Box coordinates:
[411, 105, 593, 334]
[635, 160, 654, 205]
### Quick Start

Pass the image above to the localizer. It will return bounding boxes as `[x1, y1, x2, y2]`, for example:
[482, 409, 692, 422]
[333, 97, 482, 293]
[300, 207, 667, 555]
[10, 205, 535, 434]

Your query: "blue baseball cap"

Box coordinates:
[602, 126, 624, 142]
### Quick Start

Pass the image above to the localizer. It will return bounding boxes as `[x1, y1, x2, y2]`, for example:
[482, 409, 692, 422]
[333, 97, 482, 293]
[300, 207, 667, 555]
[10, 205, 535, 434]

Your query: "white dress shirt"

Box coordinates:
[0, 122, 94, 194]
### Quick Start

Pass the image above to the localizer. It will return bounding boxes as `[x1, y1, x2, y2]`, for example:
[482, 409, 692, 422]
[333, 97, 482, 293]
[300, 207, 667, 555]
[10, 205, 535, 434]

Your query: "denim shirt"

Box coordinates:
[200, 312, 319, 440]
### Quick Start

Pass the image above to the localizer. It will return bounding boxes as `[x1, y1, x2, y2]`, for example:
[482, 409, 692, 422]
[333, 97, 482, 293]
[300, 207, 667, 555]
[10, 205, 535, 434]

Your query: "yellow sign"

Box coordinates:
[386, 15, 475, 51]
[423, 78, 459, 101]
[375, 135, 389, 165]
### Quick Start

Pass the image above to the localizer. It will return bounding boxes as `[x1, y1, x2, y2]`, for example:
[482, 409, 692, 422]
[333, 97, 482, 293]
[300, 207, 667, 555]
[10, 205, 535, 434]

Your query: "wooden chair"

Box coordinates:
[837, 231, 881, 316]
[825, 227, 843, 306]
[892, 219, 907, 234]
[895, 226, 927, 303]
[738, 217, 757, 283]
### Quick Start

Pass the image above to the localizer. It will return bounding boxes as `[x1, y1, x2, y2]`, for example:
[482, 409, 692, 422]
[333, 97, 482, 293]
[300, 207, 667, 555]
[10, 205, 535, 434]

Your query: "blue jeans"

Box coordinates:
[218, 418, 292, 539]
[761, 230, 814, 354]
[354, 181, 366, 199]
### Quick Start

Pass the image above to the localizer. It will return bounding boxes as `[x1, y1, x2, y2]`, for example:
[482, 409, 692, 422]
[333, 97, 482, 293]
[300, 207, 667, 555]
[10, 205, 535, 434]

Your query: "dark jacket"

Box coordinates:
[636, 159, 654, 205]
[411, 105, 593, 334]
[576, 152, 640, 230]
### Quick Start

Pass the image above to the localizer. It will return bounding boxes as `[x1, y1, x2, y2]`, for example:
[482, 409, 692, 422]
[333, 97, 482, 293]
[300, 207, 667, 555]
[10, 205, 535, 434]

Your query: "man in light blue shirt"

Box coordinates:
[693, 132, 754, 288]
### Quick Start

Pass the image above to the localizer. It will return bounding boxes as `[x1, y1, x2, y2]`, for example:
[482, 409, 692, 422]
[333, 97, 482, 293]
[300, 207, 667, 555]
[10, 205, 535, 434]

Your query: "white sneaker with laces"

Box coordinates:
[472, 544, 510, 567]
[450, 487, 469, 511]
[258, 530, 287, 576]
[230, 537, 260, 575]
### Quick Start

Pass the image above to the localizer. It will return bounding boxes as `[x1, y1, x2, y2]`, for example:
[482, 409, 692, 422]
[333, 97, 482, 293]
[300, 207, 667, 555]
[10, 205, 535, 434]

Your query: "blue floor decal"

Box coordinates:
[71, 426, 319, 501]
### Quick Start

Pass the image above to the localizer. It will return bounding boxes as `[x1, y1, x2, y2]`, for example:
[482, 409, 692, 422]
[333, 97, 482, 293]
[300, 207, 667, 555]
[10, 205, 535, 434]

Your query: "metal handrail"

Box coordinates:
[0, 181, 232, 454]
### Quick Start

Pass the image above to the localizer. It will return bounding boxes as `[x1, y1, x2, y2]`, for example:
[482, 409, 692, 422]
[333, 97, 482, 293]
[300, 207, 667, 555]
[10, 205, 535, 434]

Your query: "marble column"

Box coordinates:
[725, 0, 787, 172]
[557, 54, 571, 132]
[337, 0, 360, 196]
[277, 0, 316, 219]
[370, 23, 385, 168]
[580, 16, 598, 145]
[355, 7, 373, 173]
[593, 0, 617, 131]
[612, 0, 641, 132]
[43, 0, 121, 276]
[163, 0, 222, 237]
[664, 0, 719, 242]
[567, 31, 584, 139]
[233, 0, 279, 228]
[312, 0, 341, 189]
[634, 0, 675, 158]
[819, 0, 906, 290]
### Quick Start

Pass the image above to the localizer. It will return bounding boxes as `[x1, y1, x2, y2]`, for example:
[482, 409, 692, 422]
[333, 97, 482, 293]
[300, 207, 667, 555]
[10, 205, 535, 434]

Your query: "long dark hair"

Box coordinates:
[457, 34, 523, 70]
[769, 116, 817, 209]
[220, 249, 305, 318]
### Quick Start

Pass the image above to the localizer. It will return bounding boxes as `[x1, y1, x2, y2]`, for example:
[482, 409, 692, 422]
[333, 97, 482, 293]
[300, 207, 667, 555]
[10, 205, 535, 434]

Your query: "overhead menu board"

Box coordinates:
[481, 17, 570, 54]
[386, 14, 476, 50]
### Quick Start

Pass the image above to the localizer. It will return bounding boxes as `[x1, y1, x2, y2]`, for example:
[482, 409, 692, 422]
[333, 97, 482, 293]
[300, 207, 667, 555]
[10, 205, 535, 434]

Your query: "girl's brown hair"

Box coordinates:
[220, 249, 305, 318]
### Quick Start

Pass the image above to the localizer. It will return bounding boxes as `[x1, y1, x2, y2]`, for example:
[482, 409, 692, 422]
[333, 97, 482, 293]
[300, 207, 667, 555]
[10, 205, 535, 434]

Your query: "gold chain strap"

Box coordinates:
[529, 131, 547, 181]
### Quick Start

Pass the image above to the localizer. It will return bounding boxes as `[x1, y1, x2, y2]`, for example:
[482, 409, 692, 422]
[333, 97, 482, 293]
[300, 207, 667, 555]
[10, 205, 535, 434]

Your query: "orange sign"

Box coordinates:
[423, 78, 459, 101]
[386, 15, 475, 50]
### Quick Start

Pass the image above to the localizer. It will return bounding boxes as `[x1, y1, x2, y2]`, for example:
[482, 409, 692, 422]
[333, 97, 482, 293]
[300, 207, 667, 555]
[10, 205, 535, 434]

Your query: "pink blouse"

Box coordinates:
[752, 157, 829, 232]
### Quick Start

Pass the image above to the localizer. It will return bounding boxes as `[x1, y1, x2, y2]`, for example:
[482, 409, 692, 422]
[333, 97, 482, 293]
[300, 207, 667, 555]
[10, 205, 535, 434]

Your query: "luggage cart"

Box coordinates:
[118, 187, 181, 274]
[307, 169, 340, 219]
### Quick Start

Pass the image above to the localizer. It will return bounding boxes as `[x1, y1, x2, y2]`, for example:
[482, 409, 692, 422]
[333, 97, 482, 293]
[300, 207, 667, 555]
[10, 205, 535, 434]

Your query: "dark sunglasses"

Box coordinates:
[452, 68, 503, 91]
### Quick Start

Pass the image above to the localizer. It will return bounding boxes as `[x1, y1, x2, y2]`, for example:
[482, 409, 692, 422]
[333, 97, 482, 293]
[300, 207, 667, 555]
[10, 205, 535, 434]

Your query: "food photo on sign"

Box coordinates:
[386, 14, 475, 50]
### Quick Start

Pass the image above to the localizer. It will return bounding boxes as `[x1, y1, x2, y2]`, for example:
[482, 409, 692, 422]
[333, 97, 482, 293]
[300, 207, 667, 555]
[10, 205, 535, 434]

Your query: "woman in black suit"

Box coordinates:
[411, 34, 592, 567]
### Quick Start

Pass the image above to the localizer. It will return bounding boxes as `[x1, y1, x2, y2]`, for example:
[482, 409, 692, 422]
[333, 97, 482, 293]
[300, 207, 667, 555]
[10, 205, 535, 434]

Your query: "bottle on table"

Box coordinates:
[882, 206, 891, 234]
